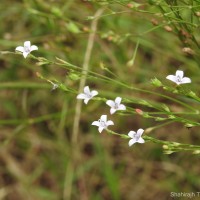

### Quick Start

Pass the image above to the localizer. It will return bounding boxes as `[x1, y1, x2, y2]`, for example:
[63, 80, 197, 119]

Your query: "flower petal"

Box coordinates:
[106, 120, 114, 126]
[30, 45, 38, 51]
[15, 46, 24, 52]
[23, 51, 29, 58]
[181, 77, 191, 84]
[110, 108, 116, 114]
[77, 93, 87, 99]
[24, 41, 31, 48]
[137, 128, 144, 137]
[91, 90, 98, 97]
[92, 121, 100, 126]
[106, 100, 115, 108]
[129, 138, 136, 146]
[84, 86, 90, 94]
[84, 98, 90, 104]
[166, 75, 177, 83]
[115, 97, 122, 104]
[176, 70, 184, 79]
[128, 131, 135, 138]
[118, 104, 126, 111]
[101, 115, 107, 122]
[137, 137, 145, 143]
[98, 126, 104, 133]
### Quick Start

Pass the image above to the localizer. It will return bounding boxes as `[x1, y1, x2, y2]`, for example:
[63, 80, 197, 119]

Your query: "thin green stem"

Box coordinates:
[4, 51, 197, 112]
[106, 128, 200, 154]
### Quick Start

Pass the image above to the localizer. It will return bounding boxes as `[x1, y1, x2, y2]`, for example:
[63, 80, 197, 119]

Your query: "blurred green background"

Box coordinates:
[0, 0, 200, 199]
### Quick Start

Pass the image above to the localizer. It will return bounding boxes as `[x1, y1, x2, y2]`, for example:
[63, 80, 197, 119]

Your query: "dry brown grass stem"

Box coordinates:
[63, 8, 105, 200]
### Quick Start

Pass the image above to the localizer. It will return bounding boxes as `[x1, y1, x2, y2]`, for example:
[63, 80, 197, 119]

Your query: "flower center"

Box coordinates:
[114, 103, 119, 109]
[134, 133, 140, 141]
[86, 93, 92, 98]
[24, 46, 30, 53]
[176, 75, 182, 83]
[98, 119, 106, 127]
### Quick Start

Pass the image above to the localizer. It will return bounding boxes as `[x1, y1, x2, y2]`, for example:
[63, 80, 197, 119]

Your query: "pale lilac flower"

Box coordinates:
[92, 115, 114, 133]
[166, 70, 191, 85]
[106, 97, 126, 114]
[77, 86, 98, 104]
[15, 41, 38, 58]
[128, 129, 145, 146]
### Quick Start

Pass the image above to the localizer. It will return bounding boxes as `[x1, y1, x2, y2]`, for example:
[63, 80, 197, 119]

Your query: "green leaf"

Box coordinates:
[161, 104, 170, 112]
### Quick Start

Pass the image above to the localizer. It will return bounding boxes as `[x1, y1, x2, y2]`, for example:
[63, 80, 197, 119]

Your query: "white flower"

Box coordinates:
[15, 41, 38, 58]
[106, 97, 126, 114]
[166, 70, 191, 85]
[128, 129, 145, 146]
[92, 115, 114, 133]
[77, 86, 98, 104]
[51, 83, 58, 90]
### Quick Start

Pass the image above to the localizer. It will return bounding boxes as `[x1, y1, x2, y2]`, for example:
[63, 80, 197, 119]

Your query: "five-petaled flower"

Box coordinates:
[166, 70, 191, 85]
[106, 97, 126, 114]
[15, 41, 38, 58]
[77, 86, 98, 104]
[128, 129, 145, 146]
[92, 115, 114, 133]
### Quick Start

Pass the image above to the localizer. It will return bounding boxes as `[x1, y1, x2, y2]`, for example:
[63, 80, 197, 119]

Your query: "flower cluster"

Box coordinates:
[76, 85, 144, 147]
[15, 41, 192, 148]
